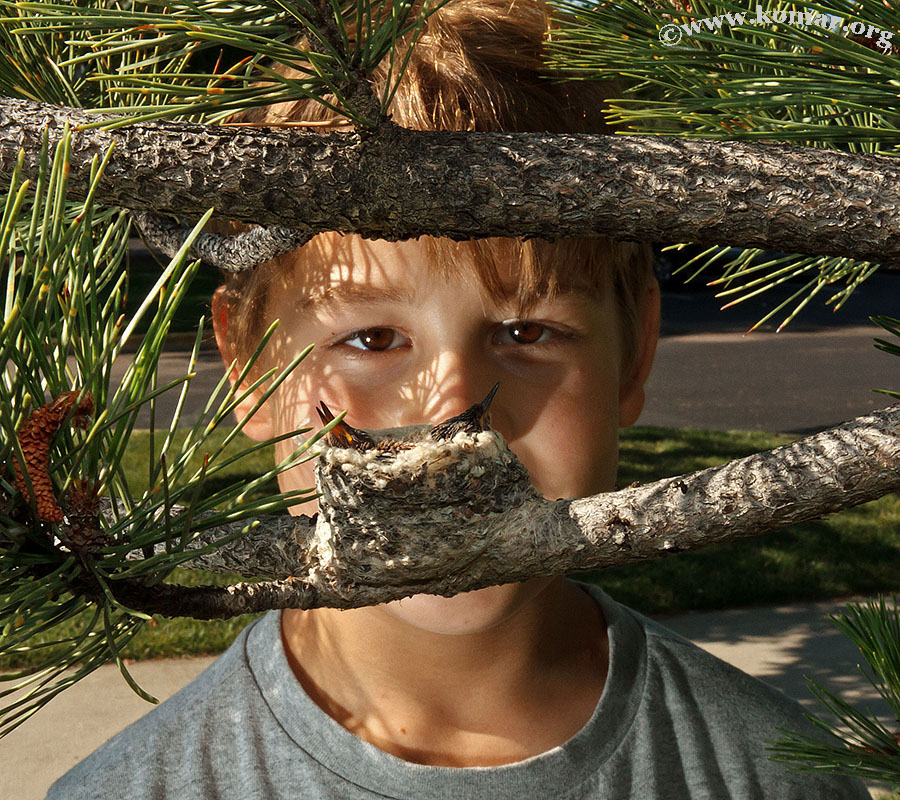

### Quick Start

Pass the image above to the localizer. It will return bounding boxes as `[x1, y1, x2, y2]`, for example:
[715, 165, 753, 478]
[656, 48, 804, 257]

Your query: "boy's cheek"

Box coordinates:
[511, 431, 618, 501]
[505, 381, 620, 500]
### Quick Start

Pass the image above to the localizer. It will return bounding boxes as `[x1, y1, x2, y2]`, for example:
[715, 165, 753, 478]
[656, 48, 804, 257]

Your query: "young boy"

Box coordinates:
[49, 0, 870, 796]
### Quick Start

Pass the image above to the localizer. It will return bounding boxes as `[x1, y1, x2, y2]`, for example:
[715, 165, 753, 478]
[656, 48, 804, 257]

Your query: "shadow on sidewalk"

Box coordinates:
[653, 597, 894, 723]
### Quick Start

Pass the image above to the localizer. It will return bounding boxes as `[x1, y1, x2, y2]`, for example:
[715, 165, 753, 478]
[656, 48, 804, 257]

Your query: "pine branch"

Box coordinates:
[129, 209, 314, 272]
[0, 0, 452, 127]
[4, 98, 900, 265]
[545, 0, 900, 145]
[0, 132, 321, 733]
[25, 401, 898, 620]
[542, 0, 900, 328]
[769, 595, 900, 784]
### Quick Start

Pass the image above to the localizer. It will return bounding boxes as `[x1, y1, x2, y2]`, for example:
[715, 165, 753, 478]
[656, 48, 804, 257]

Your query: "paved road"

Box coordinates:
[643, 324, 894, 434]
[644, 271, 900, 434]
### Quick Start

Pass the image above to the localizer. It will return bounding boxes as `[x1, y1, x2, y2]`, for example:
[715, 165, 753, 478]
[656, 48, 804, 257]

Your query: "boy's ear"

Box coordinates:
[618, 279, 661, 429]
[211, 287, 274, 442]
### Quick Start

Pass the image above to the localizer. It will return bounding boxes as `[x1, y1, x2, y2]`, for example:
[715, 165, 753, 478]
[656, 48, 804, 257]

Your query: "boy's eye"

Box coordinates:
[498, 319, 553, 345]
[341, 327, 404, 352]
[337, 320, 566, 354]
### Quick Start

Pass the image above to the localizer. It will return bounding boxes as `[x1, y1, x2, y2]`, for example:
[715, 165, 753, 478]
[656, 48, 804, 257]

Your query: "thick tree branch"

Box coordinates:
[3, 97, 900, 264]
[112, 404, 900, 619]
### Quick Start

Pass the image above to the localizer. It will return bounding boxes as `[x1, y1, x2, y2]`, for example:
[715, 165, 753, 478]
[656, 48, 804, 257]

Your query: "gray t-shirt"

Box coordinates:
[47, 582, 870, 799]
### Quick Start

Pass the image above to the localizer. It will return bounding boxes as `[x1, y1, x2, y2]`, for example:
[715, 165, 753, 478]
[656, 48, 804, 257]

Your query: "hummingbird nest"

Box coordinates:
[305, 385, 542, 593]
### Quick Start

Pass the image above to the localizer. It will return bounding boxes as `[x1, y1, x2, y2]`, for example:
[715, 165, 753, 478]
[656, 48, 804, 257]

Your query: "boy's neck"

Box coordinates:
[280, 578, 609, 766]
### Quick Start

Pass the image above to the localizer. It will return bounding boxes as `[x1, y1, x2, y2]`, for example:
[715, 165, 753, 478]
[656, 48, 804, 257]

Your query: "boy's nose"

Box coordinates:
[423, 346, 502, 427]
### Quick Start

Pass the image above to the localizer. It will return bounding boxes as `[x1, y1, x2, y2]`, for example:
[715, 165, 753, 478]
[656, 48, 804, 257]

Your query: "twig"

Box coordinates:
[131, 210, 312, 272]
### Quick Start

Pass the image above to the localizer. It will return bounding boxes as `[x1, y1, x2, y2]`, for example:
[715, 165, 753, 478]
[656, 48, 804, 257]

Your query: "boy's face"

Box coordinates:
[214, 233, 659, 635]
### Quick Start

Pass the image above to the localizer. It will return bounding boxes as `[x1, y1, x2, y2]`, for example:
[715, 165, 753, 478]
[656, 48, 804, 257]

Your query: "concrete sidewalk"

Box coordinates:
[3, 596, 894, 799]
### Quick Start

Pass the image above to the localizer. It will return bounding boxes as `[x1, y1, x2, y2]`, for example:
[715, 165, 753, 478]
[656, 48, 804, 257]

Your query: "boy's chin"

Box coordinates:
[379, 578, 556, 636]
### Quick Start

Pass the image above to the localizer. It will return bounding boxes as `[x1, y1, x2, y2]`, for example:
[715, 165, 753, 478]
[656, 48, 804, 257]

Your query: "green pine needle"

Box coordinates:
[0, 0, 452, 127]
[768, 596, 900, 786]
[546, 0, 900, 327]
[0, 125, 314, 736]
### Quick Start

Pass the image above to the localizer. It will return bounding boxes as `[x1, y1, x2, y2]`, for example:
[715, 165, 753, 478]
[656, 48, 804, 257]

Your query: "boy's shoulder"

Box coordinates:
[582, 582, 870, 799]
[45, 614, 271, 799]
[47, 610, 396, 800]
[47, 587, 872, 800]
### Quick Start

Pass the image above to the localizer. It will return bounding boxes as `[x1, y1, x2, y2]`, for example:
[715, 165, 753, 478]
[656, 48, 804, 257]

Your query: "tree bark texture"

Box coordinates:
[3, 97, 900, 264]
[117, 403, 900, 619]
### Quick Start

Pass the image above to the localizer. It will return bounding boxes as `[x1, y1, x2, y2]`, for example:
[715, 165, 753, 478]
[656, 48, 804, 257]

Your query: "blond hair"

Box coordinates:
[217, 0, 655, 375]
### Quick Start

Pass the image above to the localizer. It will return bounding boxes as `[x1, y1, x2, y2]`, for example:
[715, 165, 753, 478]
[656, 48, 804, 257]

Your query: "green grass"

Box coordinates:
[4, 425, 900, 668]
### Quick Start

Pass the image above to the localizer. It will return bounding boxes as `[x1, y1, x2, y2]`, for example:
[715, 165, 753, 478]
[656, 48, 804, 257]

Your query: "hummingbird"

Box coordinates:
[429, 382, 499, 441]
[315, 402, 376, 452]
[316, 382, 500, 451]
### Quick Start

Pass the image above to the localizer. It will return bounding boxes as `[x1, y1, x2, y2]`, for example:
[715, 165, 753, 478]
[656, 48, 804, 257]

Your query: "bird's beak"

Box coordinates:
[477, 382, 500, 428]
[427, 382, 501, 440]
[316, 402, 373, 450]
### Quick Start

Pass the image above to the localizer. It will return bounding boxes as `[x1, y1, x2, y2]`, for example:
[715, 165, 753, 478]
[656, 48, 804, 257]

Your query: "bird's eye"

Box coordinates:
[341, 327, 404, 352]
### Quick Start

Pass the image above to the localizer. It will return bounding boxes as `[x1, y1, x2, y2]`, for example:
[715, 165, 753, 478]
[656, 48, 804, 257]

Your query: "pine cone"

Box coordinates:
[61, 478, 112, 550]
[13, 390, 94, 524]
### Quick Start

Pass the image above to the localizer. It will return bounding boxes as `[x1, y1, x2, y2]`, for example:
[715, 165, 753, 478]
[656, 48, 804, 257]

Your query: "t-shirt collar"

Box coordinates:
[246, 580, 647, 800]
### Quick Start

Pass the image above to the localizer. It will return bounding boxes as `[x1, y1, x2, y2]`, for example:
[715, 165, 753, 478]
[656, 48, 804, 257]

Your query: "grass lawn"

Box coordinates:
[3, 425, 899, 668]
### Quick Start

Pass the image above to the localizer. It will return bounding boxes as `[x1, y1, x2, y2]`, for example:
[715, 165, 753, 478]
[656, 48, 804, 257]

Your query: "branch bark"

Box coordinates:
[115, 403, 900, 619]
[3, 97, 900, 263]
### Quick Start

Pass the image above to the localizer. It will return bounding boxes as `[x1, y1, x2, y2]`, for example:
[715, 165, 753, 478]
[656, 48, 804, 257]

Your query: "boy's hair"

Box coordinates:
[217, 0, 655, 377]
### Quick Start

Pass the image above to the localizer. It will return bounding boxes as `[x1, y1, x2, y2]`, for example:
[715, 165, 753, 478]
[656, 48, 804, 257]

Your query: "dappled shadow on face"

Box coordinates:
[255, 233, 599, 506]
[262, 232, 501, 435]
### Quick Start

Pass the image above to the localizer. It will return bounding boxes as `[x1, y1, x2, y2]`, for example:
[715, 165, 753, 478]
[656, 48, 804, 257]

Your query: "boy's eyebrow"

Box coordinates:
[296, 283, 599, 313]
[297, 284, 415, 311]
